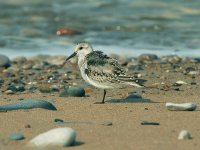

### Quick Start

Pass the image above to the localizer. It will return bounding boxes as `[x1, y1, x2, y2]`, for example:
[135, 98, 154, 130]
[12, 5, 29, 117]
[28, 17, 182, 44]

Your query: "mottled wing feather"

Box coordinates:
[85, 51, 144, 86]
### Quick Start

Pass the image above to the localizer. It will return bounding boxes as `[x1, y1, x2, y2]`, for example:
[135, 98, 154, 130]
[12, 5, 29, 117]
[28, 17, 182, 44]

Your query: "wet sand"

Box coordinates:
[0, 56, 200, 150]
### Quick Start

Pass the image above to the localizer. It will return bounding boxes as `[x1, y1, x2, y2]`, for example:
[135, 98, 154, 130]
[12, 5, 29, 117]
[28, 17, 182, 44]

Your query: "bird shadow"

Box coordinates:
[107, 94, 158, 103]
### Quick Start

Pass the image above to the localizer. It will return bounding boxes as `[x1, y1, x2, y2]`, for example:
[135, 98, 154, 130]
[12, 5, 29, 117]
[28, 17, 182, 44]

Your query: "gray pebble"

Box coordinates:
[138, 54, 158, 62]
[12, 56, 27, 64]
[59, 86, 85, 97]
[45, 55, 67, 66]
[38, 84, 51, 93]
[0, 54, 10, 68]
[0, 100, 57, 111]
[32, 63, 44, 70]
[161, 55, 182, 63]
[9, 132, 25, 141]
[141, 121, 160, 125]
[101, 121, 113, 126]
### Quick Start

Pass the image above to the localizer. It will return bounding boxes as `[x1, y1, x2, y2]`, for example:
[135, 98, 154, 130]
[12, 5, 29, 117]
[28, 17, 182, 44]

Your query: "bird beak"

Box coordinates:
[66, 52, 77, 61]
[63, 52, 77, 65]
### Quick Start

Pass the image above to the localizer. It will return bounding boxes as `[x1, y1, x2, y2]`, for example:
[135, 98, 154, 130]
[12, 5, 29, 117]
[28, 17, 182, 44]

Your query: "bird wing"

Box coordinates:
[85, 51, 146, 86]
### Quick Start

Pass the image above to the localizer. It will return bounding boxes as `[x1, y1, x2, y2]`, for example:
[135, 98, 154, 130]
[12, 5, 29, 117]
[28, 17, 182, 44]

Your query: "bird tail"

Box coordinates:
[118, 76, 147, 87]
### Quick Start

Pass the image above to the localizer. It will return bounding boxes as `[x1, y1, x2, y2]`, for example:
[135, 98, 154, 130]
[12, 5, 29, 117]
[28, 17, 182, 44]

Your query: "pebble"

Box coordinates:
[178, 130, 192, 140]
[141, 121, 160, 125]
[38, 84, 51, 93]
[128, 65, 144, 71]
[32, 63, 45, 70]
[50, 85, 60, 92]
[166, 102, 197, 111]
[174, 80, 187, 86]
[185, 67, 195, 73]
[138, 54, 158, 62]
[101, 121, 113, 126]
[9, 132, 25, 141]
[12, 56, 27, 64]
[0, 54, 11, 67]
[126, 94, 142, 99]
[0, 100, 57, 111]
[22, 64, 32, 70]
[161, 55, 182, 63]
[45, 55, 67, 66]
[28, 127, 76, 147]
[188, 71, 199, 75]
[5, 90, 15, 94]
[191, 81, 197, 85]
[59, 86, 85, 97]
[25, 124, 31, 128]
[54, 118, 64, 123]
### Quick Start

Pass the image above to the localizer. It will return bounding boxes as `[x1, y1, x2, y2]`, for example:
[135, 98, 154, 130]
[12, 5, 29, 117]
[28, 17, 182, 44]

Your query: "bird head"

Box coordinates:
[64, 42, 93, 64]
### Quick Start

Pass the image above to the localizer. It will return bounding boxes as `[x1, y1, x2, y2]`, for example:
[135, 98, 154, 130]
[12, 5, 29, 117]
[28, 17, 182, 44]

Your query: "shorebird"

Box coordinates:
[64, 42, 146, 104]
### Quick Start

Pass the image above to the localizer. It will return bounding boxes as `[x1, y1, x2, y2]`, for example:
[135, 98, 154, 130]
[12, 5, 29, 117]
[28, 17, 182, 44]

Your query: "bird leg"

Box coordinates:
[94, 89, 106, 104]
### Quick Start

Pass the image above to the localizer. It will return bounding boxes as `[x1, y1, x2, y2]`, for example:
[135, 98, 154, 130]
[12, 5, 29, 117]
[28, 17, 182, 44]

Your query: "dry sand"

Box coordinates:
[0, 63, 200, 150]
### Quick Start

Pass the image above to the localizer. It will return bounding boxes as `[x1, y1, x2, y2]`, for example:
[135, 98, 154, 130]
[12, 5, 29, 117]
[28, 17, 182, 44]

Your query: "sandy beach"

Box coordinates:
[0, 54, 200, 150]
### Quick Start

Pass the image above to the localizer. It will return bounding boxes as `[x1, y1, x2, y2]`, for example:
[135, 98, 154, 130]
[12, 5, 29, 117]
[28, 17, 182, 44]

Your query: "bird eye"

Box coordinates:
[79, 47, 83, 50]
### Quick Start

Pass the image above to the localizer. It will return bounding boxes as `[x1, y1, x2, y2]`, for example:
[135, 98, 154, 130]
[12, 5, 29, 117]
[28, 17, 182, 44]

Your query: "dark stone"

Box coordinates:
[12, 56, 27, 64]
[7, 85, 17, 92]
[185, 67, 195, 73]
[101, 121, 113, 126]
[126, 94, 142, 99]
[138, 54, 158, 62]
[141, 121, 160, 125]
[9, 133, 25, 140]
[0, 54, 11, 68]
[16, 84, 25, 92]
[25, 124, 31, 128]
[128, 65, 144, 71]
[174, 88, 180, 91]
[0, 100, 57, 111]
[191, 81, 197, 85]
[54, 118, 64, 123]
[171, 63, 180, 69]
[59, 86, 85, 97]
[194, 57, 200, 63]
[38, 84, 51, 93]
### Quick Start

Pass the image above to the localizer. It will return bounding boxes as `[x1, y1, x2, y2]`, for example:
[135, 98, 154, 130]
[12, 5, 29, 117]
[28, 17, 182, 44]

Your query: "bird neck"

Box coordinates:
[77, 50, 92, 67]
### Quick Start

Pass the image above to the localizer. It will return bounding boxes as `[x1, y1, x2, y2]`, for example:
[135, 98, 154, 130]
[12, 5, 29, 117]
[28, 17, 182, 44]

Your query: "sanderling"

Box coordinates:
[64, 42, 146, 104]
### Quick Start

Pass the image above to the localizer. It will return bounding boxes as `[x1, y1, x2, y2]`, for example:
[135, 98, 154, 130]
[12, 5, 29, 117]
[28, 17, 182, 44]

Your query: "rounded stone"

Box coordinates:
[138, 54, 158, 62]
[28, 127, 76, 147]
[178, 130, 192, 140]
[45, 55, 67, 66]
[12, 56, 27, 64]
[9, 132, 25, 141]
[59, 86, 85, 97]
[166, 102, 197, 111]
[0, 54, 10, 68]
[0, 100, 57, 111]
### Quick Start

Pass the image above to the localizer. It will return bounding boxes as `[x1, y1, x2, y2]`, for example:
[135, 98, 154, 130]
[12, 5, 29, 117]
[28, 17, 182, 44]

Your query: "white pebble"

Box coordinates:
[175, 80, 187, 85]
[178, 130, 192, 140]
[27, 127, 76, 147]
[166, 102, 197, 111]
[188, 71, 199, 75]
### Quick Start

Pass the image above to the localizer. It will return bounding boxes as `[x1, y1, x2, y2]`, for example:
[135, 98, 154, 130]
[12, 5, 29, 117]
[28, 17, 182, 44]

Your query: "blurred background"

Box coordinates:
[0, 0, 200, 58]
